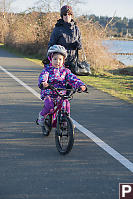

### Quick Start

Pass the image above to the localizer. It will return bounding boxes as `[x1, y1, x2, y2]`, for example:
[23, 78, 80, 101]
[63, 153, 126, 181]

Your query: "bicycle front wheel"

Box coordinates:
[55, 113, 74, 155]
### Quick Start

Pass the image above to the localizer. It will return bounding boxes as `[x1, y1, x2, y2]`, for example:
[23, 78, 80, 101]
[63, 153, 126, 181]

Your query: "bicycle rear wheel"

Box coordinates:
[55, 113, 74, 155]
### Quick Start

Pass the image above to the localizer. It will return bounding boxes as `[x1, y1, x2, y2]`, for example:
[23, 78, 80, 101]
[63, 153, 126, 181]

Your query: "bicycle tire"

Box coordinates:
[55, 113, 74, 155]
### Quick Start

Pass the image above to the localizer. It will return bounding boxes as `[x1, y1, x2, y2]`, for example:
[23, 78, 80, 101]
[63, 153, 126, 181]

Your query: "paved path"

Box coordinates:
[0, 47, 133, 199]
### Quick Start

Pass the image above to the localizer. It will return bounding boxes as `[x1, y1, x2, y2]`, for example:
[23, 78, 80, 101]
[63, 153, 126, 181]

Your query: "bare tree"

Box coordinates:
[56, 0, 85, 10]
[0, 0, 15, 12]
[0, 0, 16, 20]
[34, 0, 85, 13]
[56, 0, 65, 9]
[34, 0, 54, 12]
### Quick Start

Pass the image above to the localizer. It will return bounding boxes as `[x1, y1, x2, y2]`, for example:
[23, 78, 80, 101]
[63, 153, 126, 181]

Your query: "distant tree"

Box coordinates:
[123, 17, 129, 26]
[99, 16, 109, 27]
[128, 19, 133, 29]
[85, 14, 133, 36]
[88, 14, 99, 23]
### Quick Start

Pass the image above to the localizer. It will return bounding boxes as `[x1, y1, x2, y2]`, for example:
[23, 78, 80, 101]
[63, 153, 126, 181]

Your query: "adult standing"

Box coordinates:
[48, 5, 82, 72]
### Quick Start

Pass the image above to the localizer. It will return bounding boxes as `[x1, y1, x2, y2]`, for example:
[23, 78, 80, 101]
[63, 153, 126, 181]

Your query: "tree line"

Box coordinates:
[86, 14, 133, 38]
[1, 0, 132, 38]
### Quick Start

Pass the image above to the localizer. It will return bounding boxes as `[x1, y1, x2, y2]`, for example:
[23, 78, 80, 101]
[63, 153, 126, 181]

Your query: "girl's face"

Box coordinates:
[51, 53, 64, 68]
[63, 13, 72, 23]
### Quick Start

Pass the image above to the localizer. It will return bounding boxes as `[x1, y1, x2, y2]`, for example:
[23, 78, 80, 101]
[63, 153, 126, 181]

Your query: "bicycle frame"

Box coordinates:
[43, 84, 88, 129]
[46, 96, 69, 128]
[44, 85, 75, 128]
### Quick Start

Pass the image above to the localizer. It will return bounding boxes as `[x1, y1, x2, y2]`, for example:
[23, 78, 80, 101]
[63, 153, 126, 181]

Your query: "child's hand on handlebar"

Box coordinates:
[80, 85, 86, 92]
[42, 82, 49, 88]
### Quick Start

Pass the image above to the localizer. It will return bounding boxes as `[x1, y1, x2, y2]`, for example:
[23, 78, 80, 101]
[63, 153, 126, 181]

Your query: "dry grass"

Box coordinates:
[0, 12, 123, 73]
[76, 16, 124, 73]
[2, 12, 60, 56]
[0, 13, 10, 43]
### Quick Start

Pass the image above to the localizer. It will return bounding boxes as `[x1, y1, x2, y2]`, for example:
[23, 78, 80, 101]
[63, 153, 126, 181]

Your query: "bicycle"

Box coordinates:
[37, 84, 88, 155]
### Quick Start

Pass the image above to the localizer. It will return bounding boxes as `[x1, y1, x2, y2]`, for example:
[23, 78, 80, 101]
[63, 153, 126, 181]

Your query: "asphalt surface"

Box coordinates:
[0, 47, 133, 199]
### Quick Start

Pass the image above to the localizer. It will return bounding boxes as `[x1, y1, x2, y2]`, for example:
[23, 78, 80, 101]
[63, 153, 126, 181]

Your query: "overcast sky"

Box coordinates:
[11, 0, 133, 19]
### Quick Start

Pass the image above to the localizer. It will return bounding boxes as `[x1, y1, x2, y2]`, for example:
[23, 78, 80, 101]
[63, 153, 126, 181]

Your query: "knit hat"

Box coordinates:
[60, 5, 73, 18]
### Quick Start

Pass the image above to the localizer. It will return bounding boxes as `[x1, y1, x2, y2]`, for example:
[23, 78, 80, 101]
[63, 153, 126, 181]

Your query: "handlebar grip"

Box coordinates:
[77, 86, 88, 93]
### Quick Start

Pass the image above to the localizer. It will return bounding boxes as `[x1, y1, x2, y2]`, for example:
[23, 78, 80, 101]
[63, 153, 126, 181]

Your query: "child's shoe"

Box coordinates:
[36, 112, 45, 126]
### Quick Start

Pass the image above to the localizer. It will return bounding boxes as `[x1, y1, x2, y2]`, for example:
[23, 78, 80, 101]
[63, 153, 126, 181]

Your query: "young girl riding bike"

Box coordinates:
[37, 45, 87, 134]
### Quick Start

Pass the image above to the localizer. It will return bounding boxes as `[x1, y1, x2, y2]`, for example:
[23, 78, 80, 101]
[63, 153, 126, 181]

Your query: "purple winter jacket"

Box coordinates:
[38, 64, 85, 99]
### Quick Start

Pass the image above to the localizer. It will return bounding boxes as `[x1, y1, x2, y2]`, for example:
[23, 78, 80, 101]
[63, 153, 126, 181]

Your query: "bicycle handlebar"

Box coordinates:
[40, 83, 88, 99]
[47, 84, 76, 99]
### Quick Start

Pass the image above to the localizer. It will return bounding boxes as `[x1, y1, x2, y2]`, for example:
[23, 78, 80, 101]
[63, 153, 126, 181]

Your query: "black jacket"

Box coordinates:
[48, 19, 82, 63]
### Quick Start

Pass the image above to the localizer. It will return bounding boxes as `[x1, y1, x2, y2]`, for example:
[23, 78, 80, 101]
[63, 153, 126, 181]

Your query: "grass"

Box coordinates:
[79, 73, 133, 104]
[0, 44, 133, 104]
